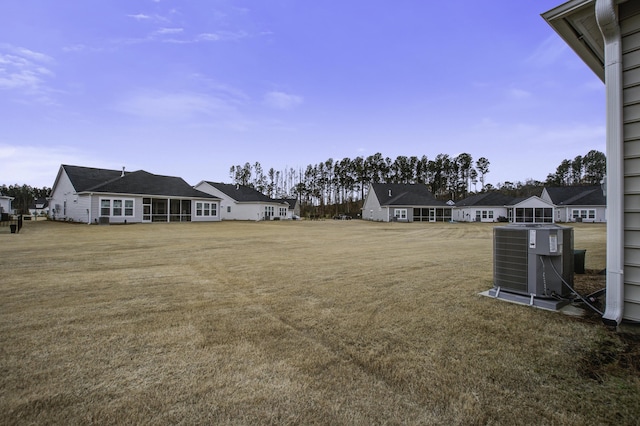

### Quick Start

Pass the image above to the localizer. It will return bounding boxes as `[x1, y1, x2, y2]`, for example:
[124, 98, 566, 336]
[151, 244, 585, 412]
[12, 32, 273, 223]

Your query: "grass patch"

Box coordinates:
[0, 220, 638, 425]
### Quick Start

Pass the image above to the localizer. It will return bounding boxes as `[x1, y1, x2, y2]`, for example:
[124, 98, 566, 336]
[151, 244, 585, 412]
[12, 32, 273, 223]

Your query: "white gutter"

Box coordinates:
[596, 0, 625, 326]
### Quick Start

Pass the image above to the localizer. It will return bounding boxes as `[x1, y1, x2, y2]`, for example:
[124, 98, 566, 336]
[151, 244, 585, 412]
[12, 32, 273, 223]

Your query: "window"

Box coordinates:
[572, 209, 595, 220]
[395, 209, 407, 220]
[280, 207, 287, 217]
[101, 199, 110, 216]
[196, 202, 217, 217]
[515, 207, 553, 223]
[100, 198, 135, 217]
[113, 200, 122, 216]
[265, 205, 274, 219]
[227, 206, 231, 213]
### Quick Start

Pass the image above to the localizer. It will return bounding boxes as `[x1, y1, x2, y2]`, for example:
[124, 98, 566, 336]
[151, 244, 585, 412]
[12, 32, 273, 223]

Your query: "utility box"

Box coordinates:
[493, 224, 574, 299]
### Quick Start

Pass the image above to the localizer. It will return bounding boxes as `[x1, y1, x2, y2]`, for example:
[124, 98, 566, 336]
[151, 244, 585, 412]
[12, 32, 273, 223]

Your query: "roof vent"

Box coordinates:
[236, 184, 239, 190]
[388, 190, 392, 197]
[121, 167, 125, 177]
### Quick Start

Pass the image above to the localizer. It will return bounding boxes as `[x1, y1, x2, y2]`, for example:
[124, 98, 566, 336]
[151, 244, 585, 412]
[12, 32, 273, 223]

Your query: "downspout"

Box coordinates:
[596, 0, 625, 326]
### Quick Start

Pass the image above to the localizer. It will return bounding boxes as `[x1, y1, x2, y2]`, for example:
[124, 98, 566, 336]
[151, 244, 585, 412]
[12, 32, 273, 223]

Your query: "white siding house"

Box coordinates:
[541, 186, 606, 222]
[195, 181, 289, 221]
[0, 195, 14, 215]
[49, 165, 221, 224]
[544, 0, 640, 323]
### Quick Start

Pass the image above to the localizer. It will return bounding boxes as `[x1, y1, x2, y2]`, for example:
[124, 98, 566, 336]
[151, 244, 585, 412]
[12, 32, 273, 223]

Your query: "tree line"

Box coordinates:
[230, 152, 491, 213]
[230, 149, 606, 215]
[0, 184, 51, 215]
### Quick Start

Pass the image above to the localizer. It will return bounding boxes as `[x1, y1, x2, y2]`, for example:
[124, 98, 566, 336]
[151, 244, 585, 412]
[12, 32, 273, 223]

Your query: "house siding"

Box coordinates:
[362, 190, 385, 221]
[195, 182, 280, 221]
[622, 1, 640, 321]
[49, 170, 79, 221]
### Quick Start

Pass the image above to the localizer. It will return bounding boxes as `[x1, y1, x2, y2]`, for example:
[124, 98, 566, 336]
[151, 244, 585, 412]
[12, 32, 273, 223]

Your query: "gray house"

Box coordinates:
[361, 183, 452, 222]
[541, 186, 606, 222]
[544, 0, 640, 323]
[49, 165, 220, 224]
[194, 181, 290, 221]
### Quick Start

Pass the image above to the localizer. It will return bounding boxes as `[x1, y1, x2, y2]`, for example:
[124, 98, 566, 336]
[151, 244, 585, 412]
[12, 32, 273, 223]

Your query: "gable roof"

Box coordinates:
[63, 165, 217, 199]
[279, 198, 298, 210]
[204, 182, 283, 203]
[455, 192, 515, 207]
[544, 186, 605, 206]
[31, 198, 49, 209]
[370, 183, 447, 206]
[63, 165, 125, 192]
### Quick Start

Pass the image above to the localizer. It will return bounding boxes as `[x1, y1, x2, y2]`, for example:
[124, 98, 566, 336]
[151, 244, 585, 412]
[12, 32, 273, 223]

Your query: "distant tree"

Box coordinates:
[582, 150, 606, 185]
[476, 157, 490, 191]
[0, 184, 50, 214]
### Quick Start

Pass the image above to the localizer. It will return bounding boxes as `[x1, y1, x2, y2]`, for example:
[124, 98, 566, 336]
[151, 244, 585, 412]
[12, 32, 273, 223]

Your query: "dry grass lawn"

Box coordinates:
[1, 220, 638, 425]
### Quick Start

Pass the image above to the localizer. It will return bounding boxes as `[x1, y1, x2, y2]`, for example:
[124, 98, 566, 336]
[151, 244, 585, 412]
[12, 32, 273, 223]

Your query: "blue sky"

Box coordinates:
[0, 1, 604, 189]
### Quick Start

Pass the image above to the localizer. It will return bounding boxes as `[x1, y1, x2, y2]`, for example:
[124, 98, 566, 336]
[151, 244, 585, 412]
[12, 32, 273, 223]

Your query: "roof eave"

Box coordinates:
[542, 0, 605, 82]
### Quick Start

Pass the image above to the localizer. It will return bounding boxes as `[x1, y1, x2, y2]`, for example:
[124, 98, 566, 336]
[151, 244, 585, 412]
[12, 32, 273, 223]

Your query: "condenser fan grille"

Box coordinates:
[494, 228, 528, 293]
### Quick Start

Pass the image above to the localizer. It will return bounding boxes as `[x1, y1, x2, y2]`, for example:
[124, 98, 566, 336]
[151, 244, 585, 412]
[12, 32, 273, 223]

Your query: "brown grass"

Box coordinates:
[0, 220, 637, 425]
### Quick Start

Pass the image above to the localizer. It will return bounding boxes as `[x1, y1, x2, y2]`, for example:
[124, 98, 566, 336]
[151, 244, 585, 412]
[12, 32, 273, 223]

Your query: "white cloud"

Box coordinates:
[507, 88, 532, 100]
[114, 90, 237, 120]
[126, 13, 169, 23]
[197, 31, 248, 42]
[155, 27, 183, 35]
[0, 45, 57, 104]
[0, 144, 88, 187]
[264, 91, 303, 110]
[526, 35, 568, 67]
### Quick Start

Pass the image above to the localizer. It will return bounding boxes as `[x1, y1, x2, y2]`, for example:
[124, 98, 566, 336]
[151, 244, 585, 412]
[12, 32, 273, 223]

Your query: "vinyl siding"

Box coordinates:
[621, 2, 640, 321]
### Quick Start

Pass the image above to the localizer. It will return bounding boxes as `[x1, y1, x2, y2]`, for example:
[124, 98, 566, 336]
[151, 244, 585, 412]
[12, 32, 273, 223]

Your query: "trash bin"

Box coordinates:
[10, 224, 17, 233]
[574, 249, 586, 274]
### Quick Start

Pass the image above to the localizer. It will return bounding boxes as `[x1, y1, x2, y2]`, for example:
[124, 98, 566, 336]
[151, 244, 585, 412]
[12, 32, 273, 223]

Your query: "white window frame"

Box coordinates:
[395, 208, 407, 220]
[100, 198, 135, 217]
[196, 202, 217, 217]
[572, 209, 595, 220]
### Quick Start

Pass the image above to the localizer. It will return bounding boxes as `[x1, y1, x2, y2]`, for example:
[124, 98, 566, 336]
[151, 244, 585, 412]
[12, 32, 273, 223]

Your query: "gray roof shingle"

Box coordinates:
[64, 165, 217, 199]
[455, 192, 515, 207]
[205, 182, 284, 203]
[371, 183, 447, 206]
[545, 186, 605, 206]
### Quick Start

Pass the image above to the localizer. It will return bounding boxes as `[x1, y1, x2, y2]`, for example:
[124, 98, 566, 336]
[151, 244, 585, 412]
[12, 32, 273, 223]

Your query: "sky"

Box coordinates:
[0, 1, 605, 189]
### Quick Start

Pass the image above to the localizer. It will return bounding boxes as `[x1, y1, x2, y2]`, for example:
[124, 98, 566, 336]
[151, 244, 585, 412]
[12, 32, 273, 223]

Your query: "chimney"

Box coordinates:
[388, 189, 392, 197]
[121, 167, 125, 177]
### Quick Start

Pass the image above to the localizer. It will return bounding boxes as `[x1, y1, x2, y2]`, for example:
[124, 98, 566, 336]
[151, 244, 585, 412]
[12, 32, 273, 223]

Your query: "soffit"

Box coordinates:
[542, 0, 605, 81]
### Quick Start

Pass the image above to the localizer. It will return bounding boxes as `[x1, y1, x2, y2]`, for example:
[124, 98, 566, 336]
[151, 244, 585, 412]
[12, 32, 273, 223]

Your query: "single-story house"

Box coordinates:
[194, 181, 290, 221]
[361, 183, 452, 222]
[541, 186, 606, 222]
[279, 197, 301, 219]
[453, 192, 514, 222]
[49, 165, 221, 224]
[29, 198, 49, 217]
[544, 0, 639, 323]
[0, 194, 14, 216]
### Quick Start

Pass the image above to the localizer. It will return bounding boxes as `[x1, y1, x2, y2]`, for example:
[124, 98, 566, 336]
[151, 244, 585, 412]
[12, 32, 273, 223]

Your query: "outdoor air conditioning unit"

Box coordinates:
[489, 224, 574, 310]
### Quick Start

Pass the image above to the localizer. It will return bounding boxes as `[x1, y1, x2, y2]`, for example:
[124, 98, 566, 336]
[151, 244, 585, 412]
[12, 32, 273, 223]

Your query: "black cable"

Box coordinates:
[544, 256, 604, 316]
